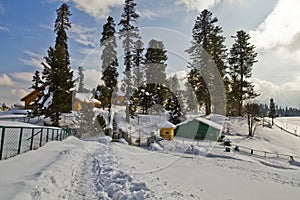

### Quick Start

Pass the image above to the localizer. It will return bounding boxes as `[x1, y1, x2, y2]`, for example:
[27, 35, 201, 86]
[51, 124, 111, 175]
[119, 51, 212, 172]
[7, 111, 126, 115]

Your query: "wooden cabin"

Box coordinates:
[73, 93, 101, 111]
[20, 85, 45, 110]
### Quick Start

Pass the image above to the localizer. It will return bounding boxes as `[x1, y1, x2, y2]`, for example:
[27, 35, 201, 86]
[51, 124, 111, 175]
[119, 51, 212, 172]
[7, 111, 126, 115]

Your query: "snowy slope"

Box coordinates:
[0, 117, 300, 199]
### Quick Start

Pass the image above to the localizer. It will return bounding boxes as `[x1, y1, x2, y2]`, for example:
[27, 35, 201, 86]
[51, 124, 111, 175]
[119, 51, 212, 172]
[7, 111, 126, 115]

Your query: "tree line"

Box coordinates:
[29, 0, 277, 129]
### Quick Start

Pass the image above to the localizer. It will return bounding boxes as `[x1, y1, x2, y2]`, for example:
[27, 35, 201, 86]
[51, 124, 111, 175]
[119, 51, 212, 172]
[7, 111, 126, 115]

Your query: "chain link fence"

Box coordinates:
[0, 125, 71, 160]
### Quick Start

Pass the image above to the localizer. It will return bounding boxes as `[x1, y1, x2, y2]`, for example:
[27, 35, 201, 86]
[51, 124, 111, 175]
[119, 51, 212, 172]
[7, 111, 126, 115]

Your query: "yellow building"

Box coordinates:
[159, 121, 176, 141]
[73, 93, 101, 111]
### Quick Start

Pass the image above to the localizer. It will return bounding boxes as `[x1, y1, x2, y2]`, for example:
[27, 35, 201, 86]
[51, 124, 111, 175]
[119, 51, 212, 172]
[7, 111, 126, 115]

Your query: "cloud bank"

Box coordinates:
[0, 74, 14, 86]
[175, 0, 241, 11]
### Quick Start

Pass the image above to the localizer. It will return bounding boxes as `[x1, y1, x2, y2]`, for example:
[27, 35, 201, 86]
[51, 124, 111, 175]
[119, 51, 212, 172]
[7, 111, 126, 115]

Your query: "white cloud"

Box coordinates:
[11, 72, 33, 83]
[252, 77, 300, 108]
[47, 0, 123, 19]
[18, 50, 44, 69]
[175, 0, 241, 12]
[138, 9, 159, 19]
[0, 4, 5, 15]
[81, 69, 102, 90]
[56, 0, 123, 20]
[69, 24, 98, 47]
[250, 0, 300, 50]
[11, 89, 28, 100]
[0, 25, 8, 32]
[0, 74, 14, 86]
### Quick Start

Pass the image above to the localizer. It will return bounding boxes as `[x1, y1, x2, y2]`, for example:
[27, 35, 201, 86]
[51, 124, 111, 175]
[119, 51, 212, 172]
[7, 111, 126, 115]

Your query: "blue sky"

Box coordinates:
[1, 0, 300, 108]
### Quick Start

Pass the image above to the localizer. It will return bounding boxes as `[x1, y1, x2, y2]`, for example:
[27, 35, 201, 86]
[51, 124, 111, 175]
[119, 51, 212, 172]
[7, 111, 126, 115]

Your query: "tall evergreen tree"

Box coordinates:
[118, 0, 140, 100]
[77, 66, 86, 93]
[185, 81, 198, 112]
[95, 84, 110, 110]
[186, 9, 227, 115]
[145, 39, 167, 85]
[30, 70, 43, 117]
[41, 3, 74, 126]
[132, 39, 144, 87]
[166, 74, 180, 94]
[165, 93, 184, 125]
[100, 16, 119, 111]
[228, 30, 259, 116]
[31, 70, 42, 90]
[269, 98, 276, 126]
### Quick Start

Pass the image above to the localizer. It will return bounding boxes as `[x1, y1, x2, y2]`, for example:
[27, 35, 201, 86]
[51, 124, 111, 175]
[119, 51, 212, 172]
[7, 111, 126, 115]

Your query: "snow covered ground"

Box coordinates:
[0, 116, 300, 199]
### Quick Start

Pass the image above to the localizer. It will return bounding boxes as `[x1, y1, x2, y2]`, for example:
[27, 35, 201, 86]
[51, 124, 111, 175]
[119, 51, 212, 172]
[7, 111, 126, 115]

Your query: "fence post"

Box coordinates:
[0, 127, 5, 160]
[60, 129, 62, 141]
[56, 130, 59, 140]
[30, 128, 34, 150]
[18, 128, 23, 154]
[52, 129, 54, 140]
[46, 129, 49, 143]
[39, 128, 43, 147]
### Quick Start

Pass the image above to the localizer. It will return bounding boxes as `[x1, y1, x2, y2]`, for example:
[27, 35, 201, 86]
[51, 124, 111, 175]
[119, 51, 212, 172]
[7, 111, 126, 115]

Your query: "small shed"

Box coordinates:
[174, 117, 222, 141]
[158, 121, 176, 141]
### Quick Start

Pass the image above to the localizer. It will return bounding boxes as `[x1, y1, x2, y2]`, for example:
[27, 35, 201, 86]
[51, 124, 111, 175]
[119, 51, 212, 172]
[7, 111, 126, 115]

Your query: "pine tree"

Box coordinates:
[269, 98, 276, 126]
[166, 75, 180, 94]
[30, 70, 43, 117]
[145, 39, 167, 85]
[132, 39, 144, 87]
[95, 84, 110, 110]
[41, 3, 75, 126]
[118, 0, 140, 100]
[185, 81, 198, 112]
[100, 16, 119, 111]
[165, 94, 183, 125]
[77, 66, 87, 93]
[31, 70, 42, 90]
[186, 9, 227, 115]
[228, 30, 259, 116]
[187, 68, 210, 113]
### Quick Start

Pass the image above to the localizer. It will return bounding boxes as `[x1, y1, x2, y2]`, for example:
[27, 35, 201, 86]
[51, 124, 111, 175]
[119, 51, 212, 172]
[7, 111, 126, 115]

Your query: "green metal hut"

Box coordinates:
[174, 117, 222, 141]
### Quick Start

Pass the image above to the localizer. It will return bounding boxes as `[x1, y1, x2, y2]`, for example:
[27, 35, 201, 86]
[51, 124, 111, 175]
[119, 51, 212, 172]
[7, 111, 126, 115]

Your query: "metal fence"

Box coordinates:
[0, 126, 71, 160]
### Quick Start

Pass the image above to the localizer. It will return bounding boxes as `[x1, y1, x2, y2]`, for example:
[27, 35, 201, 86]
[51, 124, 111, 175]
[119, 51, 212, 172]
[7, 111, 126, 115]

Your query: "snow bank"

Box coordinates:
[98, 136, 112, 144]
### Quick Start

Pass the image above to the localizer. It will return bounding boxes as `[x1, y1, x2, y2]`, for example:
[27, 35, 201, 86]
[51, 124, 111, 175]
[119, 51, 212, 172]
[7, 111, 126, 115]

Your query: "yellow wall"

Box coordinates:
[160, 128, 174, 141]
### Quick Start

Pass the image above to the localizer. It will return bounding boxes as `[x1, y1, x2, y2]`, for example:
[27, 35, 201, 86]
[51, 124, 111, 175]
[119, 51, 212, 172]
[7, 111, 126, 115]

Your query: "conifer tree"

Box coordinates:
[41, 3, 74, 126]
[77, 66, 87, 93]
[166, 75, 180, 94]
[95, 84, 110, 110]
[145, 39, 167, 85]
[31, 70, 42, 90]
[186, 9, 227, 115]
[228, 30, 258, 116]
[118, 0, 140, 100]
[269, 98, 276, 125]
[100, 16, 119, 111]
[30, 70, 43, 117]
[165, 93, 183, 125]
[185, 82, 198, 112]
[132, 39, 144, 87]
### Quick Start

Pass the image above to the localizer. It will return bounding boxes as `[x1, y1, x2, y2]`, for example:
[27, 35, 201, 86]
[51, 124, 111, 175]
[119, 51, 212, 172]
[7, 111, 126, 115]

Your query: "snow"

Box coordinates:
[0, 115, 300, 199]
[75, 92, 93, 102]
[176, 116, 223, 130]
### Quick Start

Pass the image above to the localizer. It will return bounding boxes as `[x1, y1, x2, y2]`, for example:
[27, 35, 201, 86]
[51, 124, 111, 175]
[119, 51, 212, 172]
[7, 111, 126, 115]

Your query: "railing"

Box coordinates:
[0, 125, 71, 160]
[230, 143, 300, 161]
